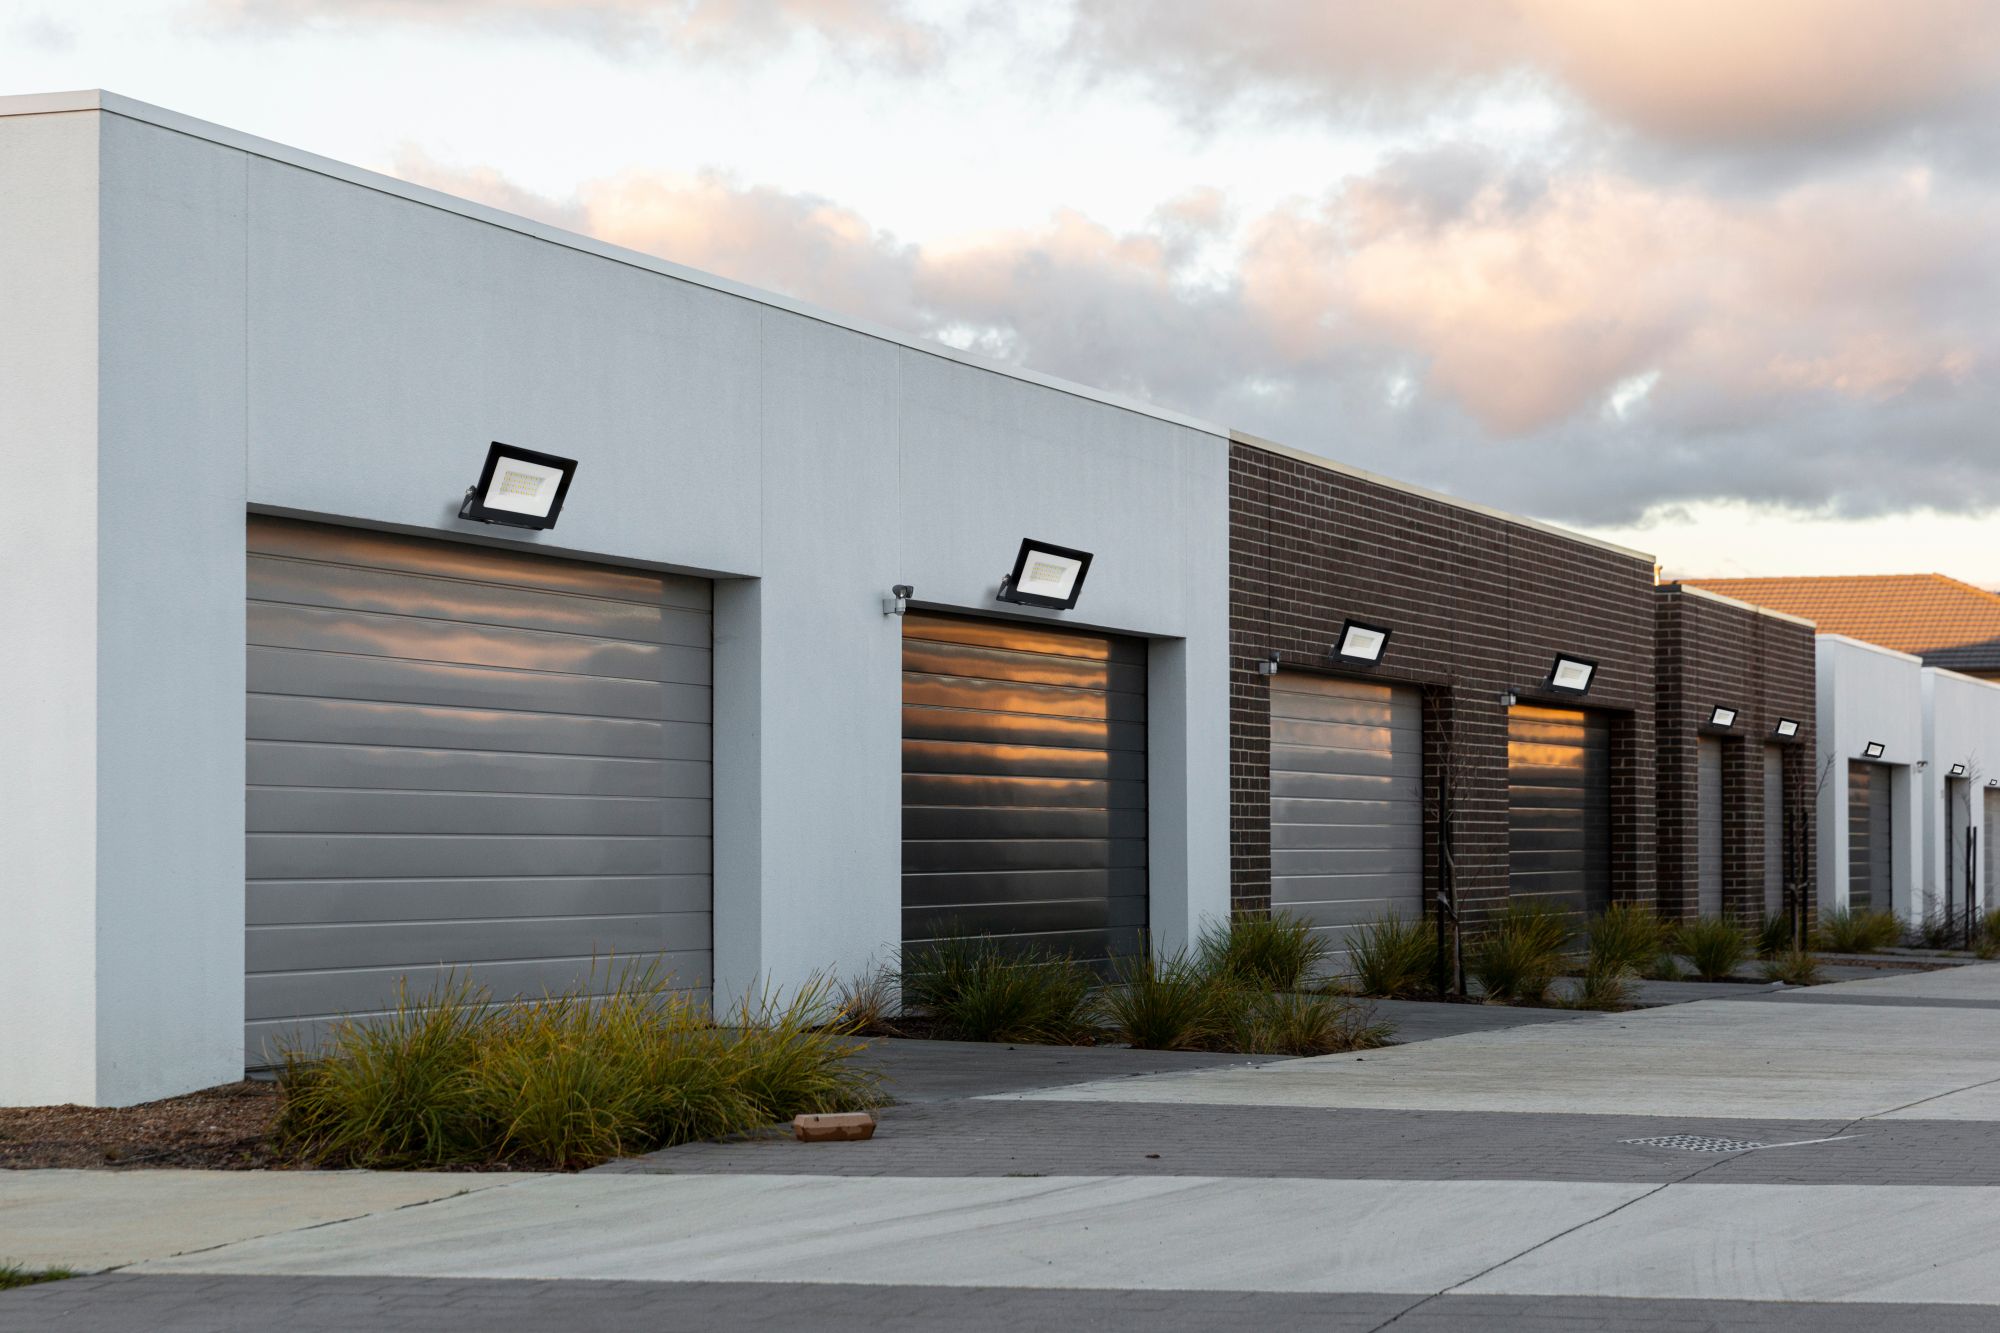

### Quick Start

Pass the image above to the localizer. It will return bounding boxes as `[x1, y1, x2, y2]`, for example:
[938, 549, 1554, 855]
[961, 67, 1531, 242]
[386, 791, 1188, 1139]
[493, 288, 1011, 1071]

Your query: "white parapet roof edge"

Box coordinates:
[1818, 633, 1926, 665]
[0, 88, 1228, 437]
[1229, 430, 1658, 565]
[7, 88, 1658, 570]
[1664, 582, 1817, 630]
[1922, 664, 2000, 694]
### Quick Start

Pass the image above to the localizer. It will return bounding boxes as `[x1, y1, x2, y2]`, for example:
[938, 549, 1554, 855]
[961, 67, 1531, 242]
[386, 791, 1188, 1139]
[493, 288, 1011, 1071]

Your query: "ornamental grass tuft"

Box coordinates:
[1814, 908, 1902, 954]
[1345, 913, 1439, 999]
[1196, 912, 1329, 992]
[1760, 949, 1825, 986]
[274, 966, 878, 1170]
[901, 932, 1100, 1044]
[1755, 913, 1795, 960]
[1587, 903, 1666, 978]
[1469, 901, 1573, 1004]
[1233, 991, 1391, 1056]
[1673, 917, 1751, 982]
[1099, 949, 1236, 1051]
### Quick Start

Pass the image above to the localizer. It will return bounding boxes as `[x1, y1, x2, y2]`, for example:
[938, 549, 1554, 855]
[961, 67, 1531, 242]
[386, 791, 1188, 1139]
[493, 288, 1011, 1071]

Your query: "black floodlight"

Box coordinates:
[1548, 654, 1598, 695]
[1334, 619, 1393, 666]
[1774, 717, 1800, 739]
[1863, 741, 1886, 759]
[996, 539, 1092, 611]
[459, 441, 577, 531]
[1950, 763, 1968, 778]
[1708, 705, 1738, 729]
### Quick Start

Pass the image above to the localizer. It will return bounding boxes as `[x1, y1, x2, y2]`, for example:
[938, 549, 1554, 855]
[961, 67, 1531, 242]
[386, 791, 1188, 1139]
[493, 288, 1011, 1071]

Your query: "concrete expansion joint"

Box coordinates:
[1367, 1179, 1680, 1332]
[100, 1175, 538, 1275]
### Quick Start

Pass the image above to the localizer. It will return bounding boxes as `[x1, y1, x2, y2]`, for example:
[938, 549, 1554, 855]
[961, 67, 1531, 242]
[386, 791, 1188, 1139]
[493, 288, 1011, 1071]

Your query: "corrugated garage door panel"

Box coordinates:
[1848, 760, 1892, 913]
[901, 611, 1146, 961]
[1696, 737, 1724, 917]
[245, 517, 712, 1064]
[1268, 675, 1423, 970]
[1508, 705, 1612, 917]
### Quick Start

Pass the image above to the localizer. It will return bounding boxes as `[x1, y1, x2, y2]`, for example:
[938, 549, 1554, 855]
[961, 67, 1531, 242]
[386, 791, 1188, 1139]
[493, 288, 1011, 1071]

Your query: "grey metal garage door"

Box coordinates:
[246, 517, 712, 1063]
[901, 610, 1146, 961]
[1697, 736, 1724, 917]
[1763, 745, 1784, 917]
[1848, 760, 1892, 912]
[1987, 788, 1998, 913]
[1508, 705, 1612, 917]
[1269, 674, 1423, 968]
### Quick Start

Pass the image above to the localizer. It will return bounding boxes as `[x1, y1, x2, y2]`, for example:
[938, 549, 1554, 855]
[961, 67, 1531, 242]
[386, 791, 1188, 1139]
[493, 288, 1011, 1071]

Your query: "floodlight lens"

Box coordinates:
[483, 456, 565, 518]
[1339, 624, 1388, 662]
[1552, 657, 1594, 692]
[1017, 551, 1083, 601]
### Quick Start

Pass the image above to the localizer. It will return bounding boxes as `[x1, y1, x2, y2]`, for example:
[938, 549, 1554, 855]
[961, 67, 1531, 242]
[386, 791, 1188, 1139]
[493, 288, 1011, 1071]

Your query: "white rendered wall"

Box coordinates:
[2, 94, 1231, 1098]
[0, 110, 101, 1105]
[1921, 669, 2000, 919]
[1815, 636, 1925, 919]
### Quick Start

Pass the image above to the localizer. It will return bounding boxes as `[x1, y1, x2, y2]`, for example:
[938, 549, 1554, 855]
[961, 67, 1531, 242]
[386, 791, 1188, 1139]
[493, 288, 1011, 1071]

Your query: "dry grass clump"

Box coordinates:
[1346, 914, 1440, 999]
[900, 935, 1100, 1044]
[1197, 912, 1329, 992]
[1814, 908, 1903, 954]
[1673, 917, 1751, 982]
[1469, 902, 1572, 1004]
[1760, 949, 1825, 986]
[275, 968, 878, 1170]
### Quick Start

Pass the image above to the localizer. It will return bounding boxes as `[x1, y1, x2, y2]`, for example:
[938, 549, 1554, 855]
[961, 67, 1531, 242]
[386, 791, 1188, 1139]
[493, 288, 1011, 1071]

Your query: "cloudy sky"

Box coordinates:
[9, 1, 2000, 580]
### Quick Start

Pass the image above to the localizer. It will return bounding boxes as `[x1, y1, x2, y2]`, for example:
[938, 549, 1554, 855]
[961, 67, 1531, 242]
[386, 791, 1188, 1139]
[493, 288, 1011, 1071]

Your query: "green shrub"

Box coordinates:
[0, 1265, 76, 1292]
[1197, 912, 1328, 992]
[1815, 908, 1902, 954]
[1346, 913, 1440, 998]
[1588, 903, 1665, 976]
[1100, 950, 1239, 1050]
[1979, 910, 2000, 961]
[276, 967, 877, 1170]
[1646, 951, 1687, 981]
[1909, 911, 1956, 950]
[1560, 963, 1636, 1011]
[1674, 917, 1751, 981]
[833, 966, 900, 1033]
[470, 986, 664, 1166]
[1470, 902, 1573, 1004]
[1755, 914, 1794, 959]
[902, 934, 1100, 1044]
[1231, 991, 1391, 1056]
[276, 974, 490, 1168]
[724, 980, 882, 1122]
[1760, 949, 1824, 986]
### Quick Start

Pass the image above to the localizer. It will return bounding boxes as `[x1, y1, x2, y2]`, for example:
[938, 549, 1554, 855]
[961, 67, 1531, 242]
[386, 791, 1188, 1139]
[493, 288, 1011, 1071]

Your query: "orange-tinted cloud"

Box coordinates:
[393, 145, 2000, 523]
[1072, 0, 2000, 151]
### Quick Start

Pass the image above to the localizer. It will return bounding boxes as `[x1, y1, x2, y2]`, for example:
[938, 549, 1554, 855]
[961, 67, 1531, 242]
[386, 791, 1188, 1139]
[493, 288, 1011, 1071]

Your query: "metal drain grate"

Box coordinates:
[1620, 1134, 1767, 1153]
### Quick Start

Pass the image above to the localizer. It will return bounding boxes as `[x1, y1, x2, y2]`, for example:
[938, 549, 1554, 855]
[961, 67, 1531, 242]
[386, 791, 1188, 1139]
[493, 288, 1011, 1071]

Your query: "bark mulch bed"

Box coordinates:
[0, 1081, 285, 1170]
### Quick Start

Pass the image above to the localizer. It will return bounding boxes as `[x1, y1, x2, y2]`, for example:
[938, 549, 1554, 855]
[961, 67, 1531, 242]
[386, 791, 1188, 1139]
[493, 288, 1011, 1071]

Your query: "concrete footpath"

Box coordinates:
[6, 965, 2000, 1331]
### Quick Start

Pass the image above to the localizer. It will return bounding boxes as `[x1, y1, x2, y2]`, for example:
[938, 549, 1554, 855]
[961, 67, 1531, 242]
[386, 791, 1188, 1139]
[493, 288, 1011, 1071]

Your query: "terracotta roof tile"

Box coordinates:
[1683, 574, 2000, 673]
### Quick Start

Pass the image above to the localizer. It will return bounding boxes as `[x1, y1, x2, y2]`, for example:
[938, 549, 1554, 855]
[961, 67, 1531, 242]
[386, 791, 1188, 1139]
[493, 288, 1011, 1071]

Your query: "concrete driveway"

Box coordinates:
[7, 964, 2000, 1331]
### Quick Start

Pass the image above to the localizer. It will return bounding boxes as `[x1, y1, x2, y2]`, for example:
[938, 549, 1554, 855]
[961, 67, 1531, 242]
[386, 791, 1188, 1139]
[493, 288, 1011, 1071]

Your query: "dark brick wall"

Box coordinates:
[1654, 586, 1819, 925]
[1229, 441, 1659, 924]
